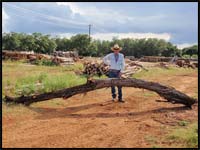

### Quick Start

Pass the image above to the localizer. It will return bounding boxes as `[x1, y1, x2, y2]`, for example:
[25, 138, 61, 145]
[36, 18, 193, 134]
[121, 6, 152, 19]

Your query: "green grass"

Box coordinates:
[2, 61, 86, 97]
[178, 120, 189, 126]
[166, 122, 198, 148]
[34, 59, 58, 66]
[2, 60, 87, 116]
[144, 135, 157, 144]
[143, 91, 157, 97]
[132, 66, 196, 80]
[10, 72, 86, 96]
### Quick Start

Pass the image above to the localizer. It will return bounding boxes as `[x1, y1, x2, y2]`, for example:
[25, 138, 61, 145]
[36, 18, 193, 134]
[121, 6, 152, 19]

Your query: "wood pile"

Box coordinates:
[52, 56, 74, 65]
[154, 60, 197, 69]
[125, 56, 138, 61]
[175, 60, 197, 69]
[3, 50, 28, 60]
[83, 61, 109, 77]
[123, 62, 148, 77]
[140, 56, 172, 62]
[82, 61, 148, 78]
[155, 62, 170, 69]
[2, 50, 74, 66]
[53, 51, 78, 57]
[52, 51, 79, 62]
[192, 62, 198, 68]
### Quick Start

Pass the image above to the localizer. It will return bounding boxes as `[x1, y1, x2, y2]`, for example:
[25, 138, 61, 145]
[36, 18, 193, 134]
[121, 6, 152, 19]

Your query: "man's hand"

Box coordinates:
[119, 72, 127, 79]
[118, 72, 122, 78]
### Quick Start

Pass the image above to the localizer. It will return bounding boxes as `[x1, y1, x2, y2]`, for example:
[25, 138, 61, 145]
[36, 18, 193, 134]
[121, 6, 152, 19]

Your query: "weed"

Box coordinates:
[132, 67, 196, 80]
[178, 120, 189, 126]
[167, 122, 198, 148]
[144, 135, 157, 144]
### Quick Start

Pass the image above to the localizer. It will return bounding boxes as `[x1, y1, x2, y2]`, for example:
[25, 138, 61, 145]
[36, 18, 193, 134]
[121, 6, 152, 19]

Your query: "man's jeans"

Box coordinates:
[108, 70, 122, 100]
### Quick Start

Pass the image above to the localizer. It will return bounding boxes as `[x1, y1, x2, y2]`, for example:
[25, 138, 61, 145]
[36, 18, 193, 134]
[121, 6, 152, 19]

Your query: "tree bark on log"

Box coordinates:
[5, 78, 197, 107]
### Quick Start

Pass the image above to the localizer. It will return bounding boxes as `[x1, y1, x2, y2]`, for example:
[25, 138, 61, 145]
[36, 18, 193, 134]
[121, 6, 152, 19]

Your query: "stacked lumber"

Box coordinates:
[52, 57, 74, 65]
[2, 50, 74, 66]
[53, 51, 79, 62]
[53, 51, 78, 57]
[140, 56, 172, 62]
[155, 62, 170, 69]
[192, 62, 198, 68]
[123, 61, 148, 77]
[125, 56, 138, 61]
[175, 60, 197, 69]
[83, 61, 109, 77]
[3, 50, 28, 60]
[82, 61, 148, 78]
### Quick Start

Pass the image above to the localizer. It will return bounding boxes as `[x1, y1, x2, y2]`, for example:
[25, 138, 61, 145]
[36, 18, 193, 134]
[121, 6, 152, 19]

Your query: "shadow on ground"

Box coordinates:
[27, 100, 191, 120]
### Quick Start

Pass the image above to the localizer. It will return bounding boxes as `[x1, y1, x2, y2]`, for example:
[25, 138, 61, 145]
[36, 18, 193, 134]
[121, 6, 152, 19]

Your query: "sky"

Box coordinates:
[2, 2, 198, 49]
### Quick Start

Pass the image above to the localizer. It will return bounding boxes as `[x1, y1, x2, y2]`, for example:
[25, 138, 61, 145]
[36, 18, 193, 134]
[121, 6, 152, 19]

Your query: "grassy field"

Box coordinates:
[166, 122, 198, 147]
[2, 60, 198, 148]
[2, 60, 86, 97]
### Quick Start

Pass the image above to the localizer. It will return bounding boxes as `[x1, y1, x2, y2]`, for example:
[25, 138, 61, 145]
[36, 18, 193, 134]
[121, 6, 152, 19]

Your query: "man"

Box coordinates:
[103, 44, 125, 103]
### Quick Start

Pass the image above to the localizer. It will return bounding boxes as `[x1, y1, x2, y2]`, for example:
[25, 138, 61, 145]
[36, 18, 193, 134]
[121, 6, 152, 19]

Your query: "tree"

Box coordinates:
[87, 42, 98, 56]
[2, 32, 21, 50]
[161, 42, 178, 57]
[3, 32, 189, 57]
[71, 34, 90, 56]
[182, 45, 198, 56]
[54, 38, 71, 51]
[20, 34, 35, 51]
[32, 33, 56, 54]
[5, 78, 196, 107]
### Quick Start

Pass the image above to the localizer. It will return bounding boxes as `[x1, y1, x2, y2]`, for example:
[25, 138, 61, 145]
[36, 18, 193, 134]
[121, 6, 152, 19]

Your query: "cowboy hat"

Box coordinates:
[111, 44, 122, 51]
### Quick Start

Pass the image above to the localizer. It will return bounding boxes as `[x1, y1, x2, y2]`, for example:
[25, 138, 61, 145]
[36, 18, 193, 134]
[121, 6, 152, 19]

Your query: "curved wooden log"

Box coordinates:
[5, 78, 197, 107]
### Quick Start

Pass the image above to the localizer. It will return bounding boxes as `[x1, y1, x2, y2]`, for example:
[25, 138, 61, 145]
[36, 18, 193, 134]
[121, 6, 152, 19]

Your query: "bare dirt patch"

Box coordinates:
[2, 71, 198, 148]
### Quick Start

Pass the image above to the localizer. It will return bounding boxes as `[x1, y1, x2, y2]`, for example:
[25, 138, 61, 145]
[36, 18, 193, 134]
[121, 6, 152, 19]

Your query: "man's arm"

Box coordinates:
[103, 53, 111, 65]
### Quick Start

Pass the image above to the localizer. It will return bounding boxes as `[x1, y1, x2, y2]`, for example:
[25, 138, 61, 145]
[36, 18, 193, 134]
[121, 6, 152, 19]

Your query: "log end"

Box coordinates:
[4, 95, 14, 103]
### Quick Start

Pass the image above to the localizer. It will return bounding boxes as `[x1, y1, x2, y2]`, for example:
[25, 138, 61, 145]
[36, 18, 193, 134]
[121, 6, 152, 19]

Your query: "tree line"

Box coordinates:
[2, 32, 198, 58]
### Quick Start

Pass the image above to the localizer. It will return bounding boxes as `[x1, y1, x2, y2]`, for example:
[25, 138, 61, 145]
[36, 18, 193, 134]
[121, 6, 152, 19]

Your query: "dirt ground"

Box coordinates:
[2, 71, 198, 148]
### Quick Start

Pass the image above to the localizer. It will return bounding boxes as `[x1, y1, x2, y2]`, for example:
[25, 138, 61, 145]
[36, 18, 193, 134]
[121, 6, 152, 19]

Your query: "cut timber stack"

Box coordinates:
[155, 62, 170, 69]
[3, 50, 28, 60]
[175, 60, 197, 69]
[2, 50, 74, 66]
[52, 51, 79, 62]
[140, 56, 172, 62]
[83, 61, 148, 78]
[123, 61, 148, 77]
[83, 61, 109, 77]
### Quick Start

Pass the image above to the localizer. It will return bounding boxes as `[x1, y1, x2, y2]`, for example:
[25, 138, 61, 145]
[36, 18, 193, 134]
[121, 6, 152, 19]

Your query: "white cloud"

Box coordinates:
[2, 7, 9, 32]
[56, 32, 171, 41]
[52, 33, 75, 39]
[56, 2, 83, 15]
[176, 43, 197, 49]
[56, 2, 136, 26]
[92, 32, 171, 41]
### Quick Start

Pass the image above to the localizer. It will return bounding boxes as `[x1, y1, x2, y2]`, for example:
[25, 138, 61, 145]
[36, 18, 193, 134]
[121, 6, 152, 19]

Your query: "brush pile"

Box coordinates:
[175, 59, 197, 69]
[82, 61, 148, 78]
[83, 61, 109, 77]
[140, 56, 172, 62]
[2, 50, 74, 66]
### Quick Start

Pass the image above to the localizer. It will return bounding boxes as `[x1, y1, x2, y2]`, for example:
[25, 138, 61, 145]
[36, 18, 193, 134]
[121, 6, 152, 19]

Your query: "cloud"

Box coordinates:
[92, 32, 171, 41]
[3, 3, 88, 33]
[55, 2, 138, 26]
[2, 2, 198, 45]
[56, 32, 171, 41]
[56, 2, 84, 15]
[176, 43, 197, 49]
[2, 7, 9, 32]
